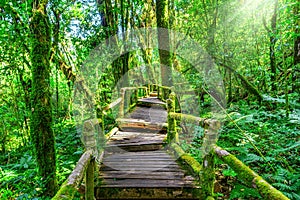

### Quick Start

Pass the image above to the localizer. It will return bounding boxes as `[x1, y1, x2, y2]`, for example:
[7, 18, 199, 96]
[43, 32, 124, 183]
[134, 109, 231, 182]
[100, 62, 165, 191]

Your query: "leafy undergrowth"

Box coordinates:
[185, 99, 300, 199]
[0, 119, 83, 199]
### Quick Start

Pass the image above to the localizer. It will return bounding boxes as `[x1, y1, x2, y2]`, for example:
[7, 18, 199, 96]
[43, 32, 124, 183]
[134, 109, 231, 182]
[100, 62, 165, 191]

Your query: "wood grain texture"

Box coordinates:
[97, 97, 200, 199]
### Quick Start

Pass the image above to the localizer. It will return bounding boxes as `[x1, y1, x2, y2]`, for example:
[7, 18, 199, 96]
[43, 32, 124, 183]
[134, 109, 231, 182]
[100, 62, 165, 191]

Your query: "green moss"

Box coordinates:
[171, 143, 185, 156]
[167, 92, 178, 143]
[181, 154, 202, 174]
[201, 152, 215, 198]
[215, 146, 290, 200]
[222, 154, 257, 184]
[52, 181, 78, 200]
[253, 177, 289, 200]
[170, 113, 206, 127]
[30, 1, 57, 196]
[171, 143, 202, 175]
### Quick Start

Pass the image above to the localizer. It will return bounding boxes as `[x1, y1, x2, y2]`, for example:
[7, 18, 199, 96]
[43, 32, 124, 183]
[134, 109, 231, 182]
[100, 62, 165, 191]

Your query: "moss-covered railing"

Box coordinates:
[157, 85, 172, 102]
[54, 85, 289, 200]
[214, 146, 289, 200]
[163, 91, 289, 200]
[118, 86, 148, 117]
[53, 93, 125, 200]
[52, 150, 95, 200]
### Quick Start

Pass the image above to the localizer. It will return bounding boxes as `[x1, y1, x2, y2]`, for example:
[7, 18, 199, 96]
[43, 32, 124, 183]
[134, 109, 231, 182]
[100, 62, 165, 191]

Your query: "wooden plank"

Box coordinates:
[103, 157, 175, 161]
[106, 140, 164, 146]
[100, 166, 185, 172]
[102, 161, 178, 167]
[105, 127, 119, 140]
[99, 174, 185, 180]
[104, 155, 172, 159]
[111, 131, 166, 136]
[105, 144, 164, 152]
[104, 151, 169, 156]
[138, 97, 166, 105]
[102, 179, 195, 187]
[99, 171, 185, 177]
[109, 135, 165, 141]
[95, 186, 201, 199]
[117, 119, 167, 130]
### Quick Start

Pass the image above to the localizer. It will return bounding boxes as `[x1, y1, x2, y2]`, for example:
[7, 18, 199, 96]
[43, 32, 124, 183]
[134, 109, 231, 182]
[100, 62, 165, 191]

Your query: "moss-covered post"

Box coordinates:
[167, 92, 178, 143]
[119, 88, 125, 117]
[149, 83, 153, 93]
[134, 88, 138, 102]
[158, 86, 161, 100]
[200, 120, 220, 199]
[30, 0, 57, 196]
[85, 158, 95, 200]
[83, 120, 97, 151]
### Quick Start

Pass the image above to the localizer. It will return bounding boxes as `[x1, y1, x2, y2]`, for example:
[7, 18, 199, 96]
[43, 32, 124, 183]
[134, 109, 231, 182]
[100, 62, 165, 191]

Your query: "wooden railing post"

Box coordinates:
[85, 158, 95, 200]
[157, 86, 160, 99]
[200, 120, 220, 198]
[167, 92, 178, 143]
[134, 88, 138, 101]
[119, 88, 125, 118]
[52, 151, 93, 200]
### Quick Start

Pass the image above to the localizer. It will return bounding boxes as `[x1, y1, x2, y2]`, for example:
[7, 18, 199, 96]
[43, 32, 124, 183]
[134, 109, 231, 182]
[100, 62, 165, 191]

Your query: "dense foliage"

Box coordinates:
[0, 0, 299, 199]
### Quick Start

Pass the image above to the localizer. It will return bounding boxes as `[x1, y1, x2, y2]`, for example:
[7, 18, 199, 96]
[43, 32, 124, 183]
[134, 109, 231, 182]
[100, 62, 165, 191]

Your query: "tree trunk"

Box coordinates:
[264, 0, 278, 92]
[30, 0, 57, 196]
[156, 0, 173, 86]
[293, 0, 300, 93]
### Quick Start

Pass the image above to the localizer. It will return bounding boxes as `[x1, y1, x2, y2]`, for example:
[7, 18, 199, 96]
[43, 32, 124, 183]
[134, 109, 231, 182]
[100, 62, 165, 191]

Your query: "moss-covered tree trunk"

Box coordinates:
[263, 0, 278, 92]
[30, 0, 57, 196]
[293, 0, 300, 93]
[156, 0, 173, 86]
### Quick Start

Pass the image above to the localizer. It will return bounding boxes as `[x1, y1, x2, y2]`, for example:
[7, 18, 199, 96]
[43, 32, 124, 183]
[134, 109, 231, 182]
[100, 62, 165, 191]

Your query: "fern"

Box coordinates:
[266, 168, 300, 200]
[241, 153, 263, 164]
[229, 183, 261, 199]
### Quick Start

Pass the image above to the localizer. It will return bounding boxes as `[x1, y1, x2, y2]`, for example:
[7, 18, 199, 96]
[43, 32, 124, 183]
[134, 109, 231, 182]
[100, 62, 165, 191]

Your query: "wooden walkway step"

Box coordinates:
[96, 97, 200, 199]
[137, 97, 166, 105]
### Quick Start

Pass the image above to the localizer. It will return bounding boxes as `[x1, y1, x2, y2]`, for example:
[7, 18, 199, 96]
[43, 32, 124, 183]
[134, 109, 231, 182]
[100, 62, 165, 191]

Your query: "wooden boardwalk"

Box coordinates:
[96, 97, 199, 199]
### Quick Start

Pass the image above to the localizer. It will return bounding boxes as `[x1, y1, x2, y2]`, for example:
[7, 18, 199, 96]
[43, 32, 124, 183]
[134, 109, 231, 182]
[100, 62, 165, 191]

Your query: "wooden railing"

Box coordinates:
[53, 85, 149, 200]
[160, 88, 289, 200]
[52, 150, 95, 200]
[118, 86, 148, 117]
[53, 84, 289, 200]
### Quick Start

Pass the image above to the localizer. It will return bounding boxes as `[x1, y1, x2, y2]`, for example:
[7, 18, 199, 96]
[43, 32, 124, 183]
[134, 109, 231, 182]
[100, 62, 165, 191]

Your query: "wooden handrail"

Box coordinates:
[52, 150, 95, 200]
[103, 97, 122, 111]
[165, 90, 289, 200]
[214, 146, 289, 200]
